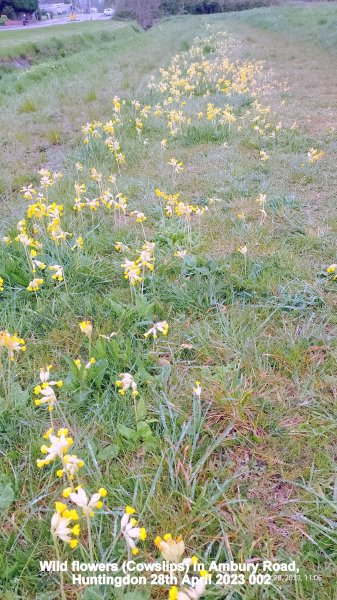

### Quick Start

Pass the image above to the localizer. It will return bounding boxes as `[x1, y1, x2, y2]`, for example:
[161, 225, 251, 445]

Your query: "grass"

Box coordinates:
[1, 4, 337, 600]
[0, 20, 126, 57]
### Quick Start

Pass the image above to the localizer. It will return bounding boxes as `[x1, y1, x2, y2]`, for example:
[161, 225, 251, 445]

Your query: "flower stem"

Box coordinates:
[53, 537, 66, 600]
[86, 514, 94, 562]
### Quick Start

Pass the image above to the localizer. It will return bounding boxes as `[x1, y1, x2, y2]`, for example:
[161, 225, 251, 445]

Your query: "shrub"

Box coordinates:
[18, 99, 37, 113]
[2, 4, 15, 18]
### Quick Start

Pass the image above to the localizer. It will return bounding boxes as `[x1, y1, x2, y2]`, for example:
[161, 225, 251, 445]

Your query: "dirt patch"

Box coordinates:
[10, 57, 31, 68]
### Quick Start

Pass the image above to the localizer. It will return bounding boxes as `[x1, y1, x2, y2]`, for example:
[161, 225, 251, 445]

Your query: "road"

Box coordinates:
[0, 13, 113, 31]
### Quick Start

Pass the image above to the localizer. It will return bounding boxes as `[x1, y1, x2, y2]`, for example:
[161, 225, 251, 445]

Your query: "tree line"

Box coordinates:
[116, 0, 274, 29]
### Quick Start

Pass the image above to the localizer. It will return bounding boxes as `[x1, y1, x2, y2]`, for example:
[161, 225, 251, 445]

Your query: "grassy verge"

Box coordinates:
[1, 6, 337, 600]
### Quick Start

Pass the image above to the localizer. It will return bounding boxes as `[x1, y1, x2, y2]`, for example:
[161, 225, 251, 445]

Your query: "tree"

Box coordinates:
[116, 0, 160, 28]
[0, 0, 38, 15]
[134, 0, 160, 27]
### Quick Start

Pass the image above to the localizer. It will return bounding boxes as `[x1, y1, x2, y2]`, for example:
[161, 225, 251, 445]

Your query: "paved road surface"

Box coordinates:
[0, 13, 112, 31]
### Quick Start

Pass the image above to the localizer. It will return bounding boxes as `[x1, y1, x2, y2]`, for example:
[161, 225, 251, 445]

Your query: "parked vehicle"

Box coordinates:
[103, 8, 113, 16]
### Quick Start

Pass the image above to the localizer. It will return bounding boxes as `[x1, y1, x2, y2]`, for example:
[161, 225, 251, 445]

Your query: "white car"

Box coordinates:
[103, 8, 113, 16]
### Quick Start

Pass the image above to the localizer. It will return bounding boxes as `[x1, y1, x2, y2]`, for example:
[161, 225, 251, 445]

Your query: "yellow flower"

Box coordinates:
[131, 211, 147, 223]
[121, 507, 146, 554]
[168, 587, 178, 600]
[0, 330, 26, 360]
[33, 366, 62, 411]
[72, 524, 80, 536]
[72, 236, 84, 250]
[125, 505, 136, 515]
[193, 381, 201, 396]
[238, 245, 248, 256]
[0, 277, 4, 292]
[168, 157, 184, 174]
[27, 278, 43, 292]
[116, 373, 138, 396]
[69, 487, 106, 516]
[307, 147, 325, 163]
[154, 533, 185, 563]
[121, 260, 142, 286]
[144, 321, 169, 339]
[327, 264, 337, 274]
[79, 321, 92, 337]
[36, 429, 73, 468]
[51, 503, 79, 548]
[49, 264, 64, 282]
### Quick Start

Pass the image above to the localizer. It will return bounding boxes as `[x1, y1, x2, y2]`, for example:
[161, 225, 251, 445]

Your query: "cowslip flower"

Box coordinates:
[116, 372, 138, 396]
[168, 158, 184, 174]
[238, 245, 248, 256]
[0, 277, 3, 292]
[74, 357, 96, 370]
[27, 278, 43, 292]
[259, 150, 269, 161]
[114, 242, 129, 253]
[122, 260, 142, 286]
[307, 147, 324, 163]
[0, 330, 26, 360]
[32, 259, 46, 273]
[21, 184, 37, 200]
[34, 365, 63, 411]
[49, 264, 64, 282]
[137, 242, 155, 272]
[154, 534, 185, 563]
[144, 321, 169, 339]
[79, 321, 92, 337]
[131, 211, 147, 223]
[68, 486, 107, 516]
[175, 249, 187, 258]
[36, 428, 73, 468]
[72, 236, 84, 250]
[56, 454, 85, 480]
[193, 381, 201, 396]
[51, 501, 80, 549]
[91, 168, 102, 183]
[121, 506, 147, 556]
[327, 264, 337, 280]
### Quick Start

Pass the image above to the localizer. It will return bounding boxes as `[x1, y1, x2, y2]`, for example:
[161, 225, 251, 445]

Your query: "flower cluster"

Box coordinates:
[34, 365, 63, 412]
[116, 372, 139, 396]
[144, 321, 169, 339]
[121, 242, 155, 287]
[308, 147, 324, 163]
[121, 505, 147, 555]
[0, 330, 26, 360]
[51, 502, 80, 549]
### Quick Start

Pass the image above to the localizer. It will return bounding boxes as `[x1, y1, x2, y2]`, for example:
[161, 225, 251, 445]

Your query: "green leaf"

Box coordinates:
[97, 444, 120, 461]
[10, 382, 29, 407]
[117, 424, 137, 441]
[82, 589, 104, 600]
[136, 420, 152, 439]
[0, 482, 14, 509]
[136, 396, 147, 421]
